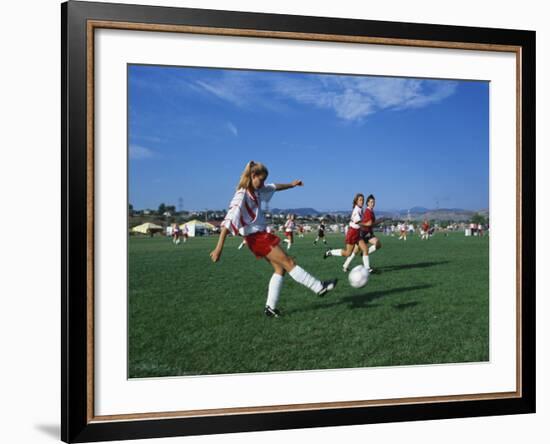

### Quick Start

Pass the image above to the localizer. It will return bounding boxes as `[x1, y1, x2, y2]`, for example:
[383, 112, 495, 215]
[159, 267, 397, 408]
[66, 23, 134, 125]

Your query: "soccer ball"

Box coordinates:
[348, 265, 369, 288]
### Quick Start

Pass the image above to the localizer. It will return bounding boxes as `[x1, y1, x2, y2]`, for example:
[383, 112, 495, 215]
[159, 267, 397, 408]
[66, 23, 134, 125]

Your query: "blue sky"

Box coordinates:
[128, 65, 489, 212]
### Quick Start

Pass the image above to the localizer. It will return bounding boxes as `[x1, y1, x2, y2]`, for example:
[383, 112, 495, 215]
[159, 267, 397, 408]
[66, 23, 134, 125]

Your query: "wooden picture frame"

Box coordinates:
[62, 1, 535, 442]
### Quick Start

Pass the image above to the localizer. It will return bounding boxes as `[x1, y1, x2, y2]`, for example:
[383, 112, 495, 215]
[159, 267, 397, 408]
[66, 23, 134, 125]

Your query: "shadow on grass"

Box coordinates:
[373, 261, 450, 274]
[288, 284, 431, 315]
[392, 301, 420, 310]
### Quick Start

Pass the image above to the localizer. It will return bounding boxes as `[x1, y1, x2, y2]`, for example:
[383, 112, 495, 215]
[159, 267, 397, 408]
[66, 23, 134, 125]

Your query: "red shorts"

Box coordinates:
[245, 232, 281, 258]
[345, 227, 360, 245]
[284, 231, 294, 240]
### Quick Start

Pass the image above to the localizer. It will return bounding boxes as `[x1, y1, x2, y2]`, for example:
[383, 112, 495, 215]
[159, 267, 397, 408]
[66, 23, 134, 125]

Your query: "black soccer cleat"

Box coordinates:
[264, 306, 282, 318]
[323, 249, 332, 259]
[317, 279, 338, 297]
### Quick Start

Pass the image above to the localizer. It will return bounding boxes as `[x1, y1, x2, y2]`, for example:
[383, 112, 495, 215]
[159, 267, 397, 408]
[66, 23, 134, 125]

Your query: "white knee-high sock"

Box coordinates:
[343, 252, 355, 269]
[368, 245, 377, 254]
[288, 266, 323, 294]
[363, 254, 370, 270]
[329, 249, 342, 256]
[266, 273, 284, 309]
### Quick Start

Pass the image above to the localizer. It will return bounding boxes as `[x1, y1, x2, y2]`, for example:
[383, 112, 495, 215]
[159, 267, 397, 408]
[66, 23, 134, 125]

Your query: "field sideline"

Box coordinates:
[128, 231, 489, 378]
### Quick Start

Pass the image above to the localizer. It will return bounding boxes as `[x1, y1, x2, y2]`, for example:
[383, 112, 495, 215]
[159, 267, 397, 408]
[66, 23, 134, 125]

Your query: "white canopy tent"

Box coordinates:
[179, 220, 215, 237]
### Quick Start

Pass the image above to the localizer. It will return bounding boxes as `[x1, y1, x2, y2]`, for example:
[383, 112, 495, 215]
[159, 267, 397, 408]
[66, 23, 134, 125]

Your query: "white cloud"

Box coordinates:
[226, 122, 238, 136]
[129, 144, 155, 160]
[274, 75, 458, 122]
[332, 89, 375, 121]
[185, 70, 458, 123]
[195, 79, 248, 107]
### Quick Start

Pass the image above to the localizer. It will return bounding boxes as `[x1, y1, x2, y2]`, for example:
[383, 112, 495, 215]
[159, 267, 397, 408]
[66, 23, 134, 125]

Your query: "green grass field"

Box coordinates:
[128, 231, 489, 378]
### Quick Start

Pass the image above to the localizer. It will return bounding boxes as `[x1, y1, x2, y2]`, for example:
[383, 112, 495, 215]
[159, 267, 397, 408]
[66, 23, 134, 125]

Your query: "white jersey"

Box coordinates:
[284, 220, 295, 232]
[349, 205, 363, 229]
[221, 184, 276, 236]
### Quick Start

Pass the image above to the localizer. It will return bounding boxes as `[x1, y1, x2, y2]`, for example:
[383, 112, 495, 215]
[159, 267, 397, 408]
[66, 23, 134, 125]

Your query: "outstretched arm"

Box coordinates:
[210, 227, 230, 262]
[274, 180, 303, 191]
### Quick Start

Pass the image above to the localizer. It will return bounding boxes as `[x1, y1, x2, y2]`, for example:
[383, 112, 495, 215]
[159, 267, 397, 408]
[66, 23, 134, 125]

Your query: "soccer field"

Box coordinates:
[128, 231, 489, 378]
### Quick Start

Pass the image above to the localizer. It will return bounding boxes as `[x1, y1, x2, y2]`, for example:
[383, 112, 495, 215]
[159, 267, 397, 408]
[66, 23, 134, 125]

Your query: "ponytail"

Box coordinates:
[236, 161, 269, 190]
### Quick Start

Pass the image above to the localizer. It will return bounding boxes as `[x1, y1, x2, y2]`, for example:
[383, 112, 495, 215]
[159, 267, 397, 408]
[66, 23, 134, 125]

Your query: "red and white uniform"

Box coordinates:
[422, 222, 430, 232]
[284, 219, 295, 239]
[222, 184, 279, 258]
[345, 205, 362, 244]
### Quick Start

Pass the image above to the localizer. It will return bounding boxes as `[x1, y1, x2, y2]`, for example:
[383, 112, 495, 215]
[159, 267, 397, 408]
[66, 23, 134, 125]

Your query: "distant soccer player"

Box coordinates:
[181, 224, 189, 242]
[398, 222, 407, 241]
[421, 219, 430, 240]
[283, 214, 295, 250]
[324, 193, 371, 270]
[210, 161, 337, 318]
[171, 223, 181, 245]
[342, 194, 382, 272]
[314, 220, 328, 245]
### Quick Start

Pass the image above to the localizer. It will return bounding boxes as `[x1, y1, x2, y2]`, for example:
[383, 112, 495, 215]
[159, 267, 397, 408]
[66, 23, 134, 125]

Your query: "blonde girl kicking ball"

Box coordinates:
[210, 161, 338, 318]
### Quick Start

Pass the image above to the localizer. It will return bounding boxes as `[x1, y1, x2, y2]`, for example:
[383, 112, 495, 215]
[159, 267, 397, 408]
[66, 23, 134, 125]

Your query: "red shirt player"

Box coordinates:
[361, 204, 375, 242]
[360, 194, 382, 255]
[421, 220, 430, 240]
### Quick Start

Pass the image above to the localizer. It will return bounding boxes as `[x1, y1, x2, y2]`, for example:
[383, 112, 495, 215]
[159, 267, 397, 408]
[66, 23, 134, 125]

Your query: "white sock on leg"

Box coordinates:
[368, 245, 376, 254]
[329, 249, 342, 256]
[363, 255, 370, 270]
[343, 253, 355, 270]
[266, 273, 283, 309]
[288, 266, 323, 294]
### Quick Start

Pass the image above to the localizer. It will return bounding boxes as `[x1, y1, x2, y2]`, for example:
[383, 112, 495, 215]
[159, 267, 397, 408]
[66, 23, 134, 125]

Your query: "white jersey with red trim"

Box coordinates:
[349, 205, 363, 229]
[284, 220, 295, 232]
[221, 184, 276, 236]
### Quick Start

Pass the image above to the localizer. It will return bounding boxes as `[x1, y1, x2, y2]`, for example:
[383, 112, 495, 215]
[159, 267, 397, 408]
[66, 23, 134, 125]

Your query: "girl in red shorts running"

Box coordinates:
[324, 193, 370, 268]
[210, 161, 337, 318]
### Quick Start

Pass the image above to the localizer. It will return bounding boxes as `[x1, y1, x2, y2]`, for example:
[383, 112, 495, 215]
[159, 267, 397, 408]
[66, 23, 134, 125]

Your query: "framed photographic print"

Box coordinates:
[62, 0, 535, 442]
